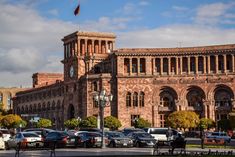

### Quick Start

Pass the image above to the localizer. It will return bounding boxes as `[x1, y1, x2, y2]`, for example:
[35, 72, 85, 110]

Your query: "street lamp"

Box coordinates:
[93, 88, 113, 148]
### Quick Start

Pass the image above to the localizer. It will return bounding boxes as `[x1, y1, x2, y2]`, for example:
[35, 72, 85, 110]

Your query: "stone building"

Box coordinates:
[13, 31, 235, 129]
[0, 87, 28, 111]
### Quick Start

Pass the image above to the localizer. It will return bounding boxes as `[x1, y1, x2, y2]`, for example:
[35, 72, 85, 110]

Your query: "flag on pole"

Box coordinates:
[74, 2, 80, 16]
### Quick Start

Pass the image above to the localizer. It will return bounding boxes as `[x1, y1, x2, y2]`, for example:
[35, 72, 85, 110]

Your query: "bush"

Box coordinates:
[79, 116, 97, 128]
[104, 116, 122, 130]
[36, 118, 52, 128]
[64, 118, 80, 129]
[134, 118, 151, 128]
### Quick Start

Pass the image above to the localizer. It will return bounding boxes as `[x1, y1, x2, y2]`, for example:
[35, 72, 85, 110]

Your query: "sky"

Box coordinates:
[0, 0, 235, 87]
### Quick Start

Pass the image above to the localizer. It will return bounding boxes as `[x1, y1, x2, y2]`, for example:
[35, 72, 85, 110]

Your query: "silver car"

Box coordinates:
[6, 132, 43, 149]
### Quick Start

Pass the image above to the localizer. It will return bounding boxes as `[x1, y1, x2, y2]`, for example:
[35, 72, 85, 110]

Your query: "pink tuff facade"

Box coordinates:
[13, 31, 235, 129]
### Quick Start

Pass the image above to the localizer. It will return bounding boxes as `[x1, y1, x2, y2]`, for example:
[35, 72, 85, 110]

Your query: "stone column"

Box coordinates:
[77, 39, 80, 56]
[232, 54, 235, 72]
[203, 56, 207, 74]
[130, 58, 132, 75]
[85, 39, 87, 56]
[168, 57, 171, 75]
[176, 57, 179, 75]
[98, 40, 101, 54]
[207, 56, 211, 74]
[187, 57, 190, 74]
[195, 56, 198, 74]
[215, 55, 218, 74]
[74, 42, 78, 56]
[223, 54, 227, 73]
[152, 57, 156, 75]
[106, 41, 109, 53]
[180, 57, 183, 75]
[137, 58, 140, 75]
[91, 40, 95, 55]
[160, 57, 163, 75]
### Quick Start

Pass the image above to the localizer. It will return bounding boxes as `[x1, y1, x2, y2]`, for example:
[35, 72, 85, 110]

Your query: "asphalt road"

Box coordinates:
[0, 138, 234, 157]
[186, 138, 235, 146]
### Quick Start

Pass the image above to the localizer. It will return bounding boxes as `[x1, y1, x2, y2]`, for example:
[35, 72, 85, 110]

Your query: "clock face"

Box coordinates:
[69, 66, 74, 78]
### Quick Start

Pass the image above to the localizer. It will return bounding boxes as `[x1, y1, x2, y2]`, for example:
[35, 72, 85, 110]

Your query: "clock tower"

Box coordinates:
[61, 31, 116, 83]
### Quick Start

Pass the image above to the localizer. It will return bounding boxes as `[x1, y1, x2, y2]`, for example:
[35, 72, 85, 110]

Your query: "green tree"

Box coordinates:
[199, 118, 215, 130]
[134, 118, 151, 128]
[0, 114, 23, 129]
[79, 116, 97, 128]
[167, 111, 199, 130]
[104, 116, 122, 130]
[36, 118, 52, 128]
[64, 118, 80, 129]
[217, 119, 231, 131]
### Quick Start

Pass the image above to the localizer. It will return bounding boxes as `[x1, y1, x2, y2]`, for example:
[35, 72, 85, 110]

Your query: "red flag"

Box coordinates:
[74, 4, 80, 16]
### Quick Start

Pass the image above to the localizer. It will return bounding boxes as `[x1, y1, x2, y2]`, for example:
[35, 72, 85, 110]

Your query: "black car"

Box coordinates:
[105, 131, 133, 148]
[44, 131, 79, 148]
[77, 132, 107, 148]
[128, 132, 156, 147]
[122, 128, 144, 136]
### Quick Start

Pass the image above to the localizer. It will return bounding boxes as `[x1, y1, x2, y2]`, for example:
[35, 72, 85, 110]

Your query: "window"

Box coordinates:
[133, 92, 138, 107]
[0, 93, 3, 103]
[140, 58, 146, 73]
[126, 92, 131, 107]
[93, 98, 99, 108]
[124, 58, 130, 73]
[155, 58, 160, 73]
[139, 92, 145, 107]
[163, 58, 168, 73]
[131, 115, 140, 126]
[132, 58, 138, 73]
[93, 82, 98, 91]
[7, 94, 12, 110]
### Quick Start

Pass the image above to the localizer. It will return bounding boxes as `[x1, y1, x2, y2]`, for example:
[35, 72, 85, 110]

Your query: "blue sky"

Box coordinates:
[0, 0, 235, 87]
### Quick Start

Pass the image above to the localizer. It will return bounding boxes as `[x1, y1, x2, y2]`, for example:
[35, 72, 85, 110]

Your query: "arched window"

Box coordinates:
[139, 92, 145, 107]
[133, 92, 138, 107]
[126, 92, 131, 107]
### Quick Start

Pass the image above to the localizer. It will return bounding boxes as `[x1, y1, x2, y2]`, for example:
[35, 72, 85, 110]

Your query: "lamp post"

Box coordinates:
[94, 88, 113, 148]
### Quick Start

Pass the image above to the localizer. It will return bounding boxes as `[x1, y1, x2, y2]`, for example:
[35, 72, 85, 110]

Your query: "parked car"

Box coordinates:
[44, 131, 79, 148]
[206, 132, 231, 143]
[105, 131, 133, 148]
[0, 129, 11, 142]
[127, 132, 156, 147]
[77, 131, 108, 148]
[143, 127, 180, 141]
[122, 128, 144, 136]
[6, 132, 43, 149]
[0, 132, 5, 150]
[23, 128, 54, 140]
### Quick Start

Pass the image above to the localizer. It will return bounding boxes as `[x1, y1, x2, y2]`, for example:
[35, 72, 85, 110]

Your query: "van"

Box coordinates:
[143, 127, 179, 141]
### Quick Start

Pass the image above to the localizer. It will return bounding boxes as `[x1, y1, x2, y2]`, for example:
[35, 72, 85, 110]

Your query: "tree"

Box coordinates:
[134, 118, 151, 128]
[0, 114, 23, 129]
[64, 118, 80, 129]
[167, 111, 199, 130]
[36, 118, 52, 128]
[0, 102, 7, 116]
[217, 119, 231, 131]
[79, 116, 97, 128]
[104, 116, 122, 130]
[198, 118, 215, 130]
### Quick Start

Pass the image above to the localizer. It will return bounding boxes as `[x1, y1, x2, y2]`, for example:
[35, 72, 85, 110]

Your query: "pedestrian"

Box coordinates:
[166, 127, 173, 141]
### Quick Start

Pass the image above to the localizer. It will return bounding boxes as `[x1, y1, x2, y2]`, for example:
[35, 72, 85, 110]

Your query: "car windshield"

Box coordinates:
[149, 129, 167, 134]
[110, 132, 125, 138]
[137, 133, 152, 138]
[23, 133, 40, 137]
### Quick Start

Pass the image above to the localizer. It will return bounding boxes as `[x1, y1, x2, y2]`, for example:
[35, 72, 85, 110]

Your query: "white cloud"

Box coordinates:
[195, 2, 235, 25]
[117, 25, 235, 48]
[139, 1, 149, 6]
[172, 6, 189, 12]
[0, 2, 77, 87]
[48, 9, 59, 16]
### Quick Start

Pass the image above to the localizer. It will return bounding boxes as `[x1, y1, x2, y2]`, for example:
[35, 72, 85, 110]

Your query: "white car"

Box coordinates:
[0, 129, 10, 142]
[6, 132, 43, 149]
[0, 137, 5, 150]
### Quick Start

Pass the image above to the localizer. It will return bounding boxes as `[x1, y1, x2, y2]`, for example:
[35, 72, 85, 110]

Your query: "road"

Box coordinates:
[0, 138, 234, 157]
